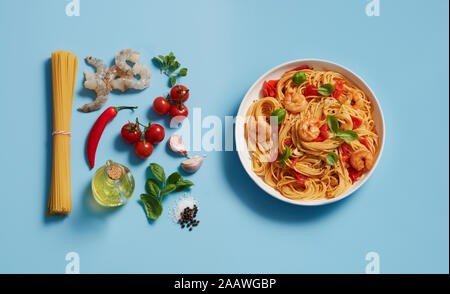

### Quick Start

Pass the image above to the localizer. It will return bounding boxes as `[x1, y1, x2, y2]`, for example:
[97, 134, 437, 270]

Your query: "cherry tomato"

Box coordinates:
[350, 115, 362, 130]
[121, 123, 142, 144]
[170, 85, 190, 103]
[331, 80, 345, 100]
[145, 124, 165, 144]
[291, 170, 308, 185]
[134, 140, 153, 158]
[314, 124, 330, 142]
[170, 104, 189, 122]
[153, 97, 171, 115]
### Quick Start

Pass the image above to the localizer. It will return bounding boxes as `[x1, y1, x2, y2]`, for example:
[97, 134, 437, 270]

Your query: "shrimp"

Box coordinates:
[104, 65, 128, 91]
[115, 48, 141, 75]
[338, 114, 353, 130]
[110, 62, 151, 92]
[350, 150, 374, 171]
[284, 89, 307, 113]
[299, 119, 320, 142]
[349, 91, 365, 109]
[80, 49, 151, 112]
[79, 56, 110, 112]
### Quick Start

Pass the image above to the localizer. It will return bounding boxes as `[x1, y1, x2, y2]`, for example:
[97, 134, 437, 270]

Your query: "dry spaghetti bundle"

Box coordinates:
[47, 50, 78, 216]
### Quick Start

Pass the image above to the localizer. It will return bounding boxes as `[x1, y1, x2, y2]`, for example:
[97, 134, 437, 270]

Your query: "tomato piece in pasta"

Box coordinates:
[360, 138, 371, 151]
[303, 84, 319, 96]
[284, 138, 293, 147]
[331, 80, 345, 99]
[314, 124, 330, 142]
[291, 170, 308, 185]
[351, 115, 362, 129]
[348, 167, 363, 183]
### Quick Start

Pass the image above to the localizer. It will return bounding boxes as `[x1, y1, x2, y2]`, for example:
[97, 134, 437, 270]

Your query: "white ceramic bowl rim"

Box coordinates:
[235, 59, 385, 206]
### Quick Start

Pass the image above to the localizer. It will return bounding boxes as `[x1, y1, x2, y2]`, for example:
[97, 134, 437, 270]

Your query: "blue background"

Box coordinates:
[0, 0, 448, 274]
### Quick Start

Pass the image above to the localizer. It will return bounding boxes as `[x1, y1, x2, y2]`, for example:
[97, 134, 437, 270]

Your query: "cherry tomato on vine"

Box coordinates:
[153, 96, 171, 115]
[170, 85, 190, 103]
[170, 104, 189, 122]
[134, 140, 153, 158]
[145, 123, 165, 144]
[121, 123, 142, 144]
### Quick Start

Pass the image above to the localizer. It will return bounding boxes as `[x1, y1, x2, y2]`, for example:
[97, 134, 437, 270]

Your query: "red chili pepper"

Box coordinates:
[286, 65, 311, 73]
[262, 80, 279, 97]
[87, 106, 138, 169]
[350, 115, 362, 130]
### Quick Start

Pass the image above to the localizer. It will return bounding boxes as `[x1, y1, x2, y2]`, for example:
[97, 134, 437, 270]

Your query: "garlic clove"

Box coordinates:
[168, 134, 188, 156]
[181, 155, 206, 173]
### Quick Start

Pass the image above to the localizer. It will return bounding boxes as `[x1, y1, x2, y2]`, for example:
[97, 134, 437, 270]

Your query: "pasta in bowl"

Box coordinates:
[235, 60, 384, 206]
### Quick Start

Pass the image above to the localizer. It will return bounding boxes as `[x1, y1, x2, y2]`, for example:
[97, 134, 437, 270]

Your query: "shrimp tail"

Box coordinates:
[78, 92, 109, 112]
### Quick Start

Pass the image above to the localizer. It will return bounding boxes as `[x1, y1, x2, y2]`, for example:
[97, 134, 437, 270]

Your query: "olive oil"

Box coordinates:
[92, 160, 135, 207]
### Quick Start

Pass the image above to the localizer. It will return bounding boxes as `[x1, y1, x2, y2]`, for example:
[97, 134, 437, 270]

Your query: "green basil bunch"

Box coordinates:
[141, 163, 194, 220]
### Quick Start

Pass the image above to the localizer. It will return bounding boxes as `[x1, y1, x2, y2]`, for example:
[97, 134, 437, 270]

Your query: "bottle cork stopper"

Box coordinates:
[107, 165, 122, 180]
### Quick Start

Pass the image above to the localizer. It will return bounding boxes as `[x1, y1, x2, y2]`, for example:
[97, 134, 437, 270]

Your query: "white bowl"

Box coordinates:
[235, 59, 385, 206]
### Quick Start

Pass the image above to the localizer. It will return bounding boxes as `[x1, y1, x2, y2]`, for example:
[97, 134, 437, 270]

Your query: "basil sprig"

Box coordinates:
[292, 71, 307, 85]
[317, 84, 335, 96]
[327, 115, 358, 142]
[152, 52, 188, 87]
[141, 163, 194, 220]
[277, 146, 291, 168]
[326, 152, 339, 166]
[271, 109, 286, 125]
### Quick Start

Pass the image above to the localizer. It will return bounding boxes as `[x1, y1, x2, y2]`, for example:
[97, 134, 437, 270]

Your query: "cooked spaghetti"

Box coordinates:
[47, 50, 78, 215]
[245, 66, 378, 200]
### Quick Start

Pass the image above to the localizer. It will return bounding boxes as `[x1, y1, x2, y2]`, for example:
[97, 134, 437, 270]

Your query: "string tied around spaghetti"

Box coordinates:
[52, 130, 71, 136]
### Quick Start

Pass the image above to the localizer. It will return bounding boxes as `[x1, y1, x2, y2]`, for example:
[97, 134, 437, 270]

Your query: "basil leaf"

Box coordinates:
[335, 130, 359, 142]
[152, 57, 163, 68]
[327, 115, 340, 133]
[175, 178, 194, 192]
[158, 55, 166, 66]
[178, 68, 188, 76]
[171, 61, 180, 72]
[160, 184, 177, 198]
[140, 194, 163, 220]
[150, 163, 165, 184]
[283, 146, 291, 159]
[270, 109, 286, 125]
[292, 71, 307, 85]
[326, 152, 339, 166]
[145, 179, 160, 198]
[167, 172, 182, 186]
[162, 55, 170, 67]
[317, 84, 335, 96]
[170, 75, 176, 87]
[277, 146, 291, 167]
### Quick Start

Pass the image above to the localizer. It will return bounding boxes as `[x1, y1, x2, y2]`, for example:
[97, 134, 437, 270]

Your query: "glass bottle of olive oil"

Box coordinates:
[92, 160, 135, 207]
